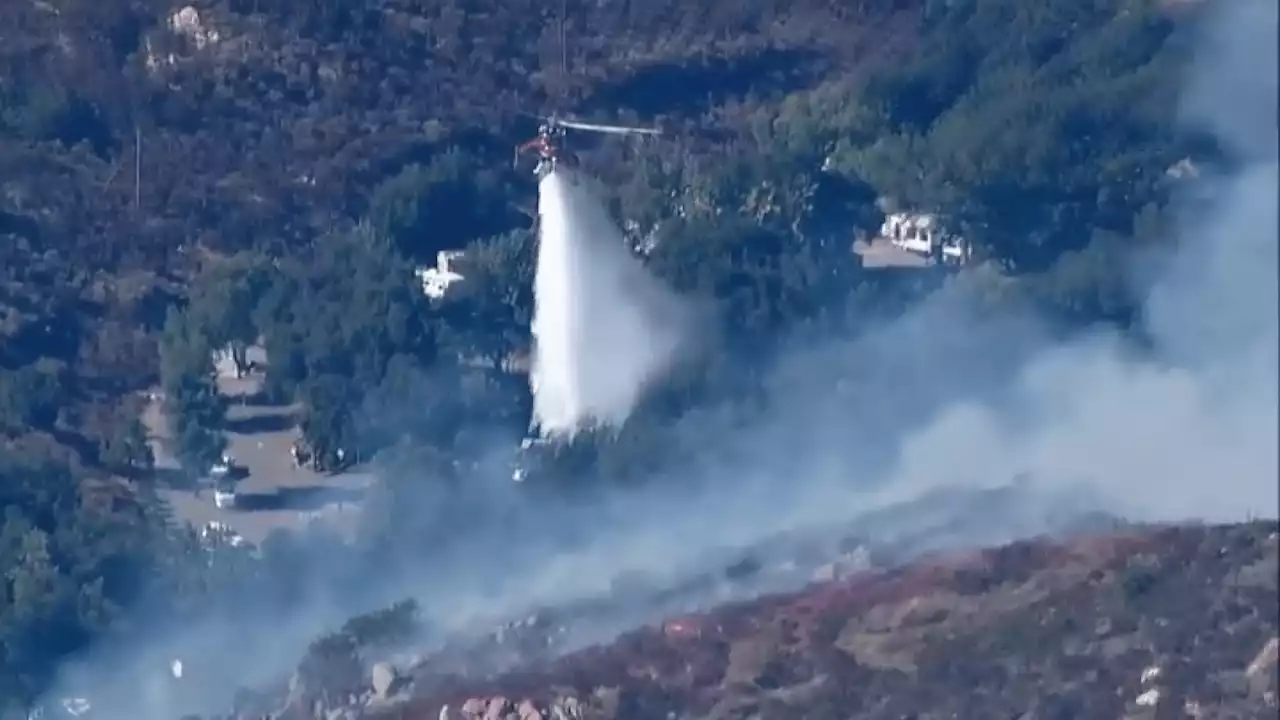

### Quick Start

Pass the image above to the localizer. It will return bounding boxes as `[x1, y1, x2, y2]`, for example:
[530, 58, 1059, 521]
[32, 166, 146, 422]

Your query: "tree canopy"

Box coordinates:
[0, 0, 1215, 710]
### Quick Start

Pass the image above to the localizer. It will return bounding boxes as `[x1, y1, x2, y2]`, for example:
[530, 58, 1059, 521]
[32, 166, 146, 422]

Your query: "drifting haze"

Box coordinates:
[41, 0, 1276, 716]
[870, 0, 1278, 522]
[477, 0, 1279, 626]
[428, 0, 1279, 614]
[530, 169, 688, 437]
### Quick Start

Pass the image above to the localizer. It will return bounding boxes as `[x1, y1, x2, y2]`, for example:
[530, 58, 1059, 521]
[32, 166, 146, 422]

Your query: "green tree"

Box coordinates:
[170, 402, 228, 474]
[828, 0, 1182, 272]
[254, 224, 439, 460]
[0, 446, 162, 710]
[298, 373, 356, 471]
[436, 229, 535, 369]
[366, 149, 514, 261]
[297, 632, 363, 703]
[0, 364, 64, 431]
[98, 413, 155, 476]
[185, 252, 274, 374]
[649, 217, 855, 348]
[159, 308, 228, 475]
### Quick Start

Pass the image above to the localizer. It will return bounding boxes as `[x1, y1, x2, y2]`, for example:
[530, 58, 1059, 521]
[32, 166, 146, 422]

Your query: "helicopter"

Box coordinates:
[513, 114, 661, 178]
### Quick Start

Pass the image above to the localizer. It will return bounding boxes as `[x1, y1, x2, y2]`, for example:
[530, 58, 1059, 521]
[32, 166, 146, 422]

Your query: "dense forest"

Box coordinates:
[0, 0, 1222, 713]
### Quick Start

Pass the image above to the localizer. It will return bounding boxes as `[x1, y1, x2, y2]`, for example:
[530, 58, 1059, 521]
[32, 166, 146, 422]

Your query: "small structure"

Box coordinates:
[290, 439, 308, 469]
[415, 250, 465, 299]
[168, 6, 221, 49]
[210, 456, 237, 509]
[511, 436, 553, 482]
[213, 488, 237, 510]
[212, 345, 249, 379]
[209, 452, 233, 478]
[201, 521, 245, 548]
[879, 212, 970, 265]
[60, 699, 91, 718]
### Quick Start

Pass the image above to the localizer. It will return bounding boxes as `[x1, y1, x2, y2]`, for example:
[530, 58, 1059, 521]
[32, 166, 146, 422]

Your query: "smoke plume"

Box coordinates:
[865, 0, 1278, 522]
[489, 0, 1279, 612]
[530, 168, 686, 437]
[34, 1, 1277, 717]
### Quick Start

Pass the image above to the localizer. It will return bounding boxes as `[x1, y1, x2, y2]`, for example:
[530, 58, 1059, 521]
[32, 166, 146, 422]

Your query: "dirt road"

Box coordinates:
[144, 348, 371, 544]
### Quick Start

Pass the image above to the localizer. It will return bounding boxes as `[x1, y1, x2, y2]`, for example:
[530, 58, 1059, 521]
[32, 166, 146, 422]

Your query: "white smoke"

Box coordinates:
[883, 0, 1280, 523]
[707, 0, 1280, 525]
[29, 3, 1277, 719]
[530, 168, 687, 437]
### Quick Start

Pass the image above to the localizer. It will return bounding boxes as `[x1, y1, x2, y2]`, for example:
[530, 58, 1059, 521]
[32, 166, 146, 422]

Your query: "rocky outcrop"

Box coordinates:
[436, 692, 612, 720]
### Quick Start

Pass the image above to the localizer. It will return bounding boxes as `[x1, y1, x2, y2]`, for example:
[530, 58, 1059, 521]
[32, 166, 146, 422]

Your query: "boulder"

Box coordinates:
[484, 696, 511, 719]
[370, 662, 399, 699]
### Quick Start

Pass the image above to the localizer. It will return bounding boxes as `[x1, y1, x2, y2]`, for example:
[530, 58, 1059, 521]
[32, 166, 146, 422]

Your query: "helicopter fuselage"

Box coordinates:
[515, 117, 656, 177]
[515, 121, 607, 177]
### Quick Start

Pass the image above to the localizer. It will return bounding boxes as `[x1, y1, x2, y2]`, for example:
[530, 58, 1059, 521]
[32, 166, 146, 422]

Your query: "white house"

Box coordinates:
[213, 488, 237, 510]
[415, 250, 466, 299]
[879, 212, 971, 265]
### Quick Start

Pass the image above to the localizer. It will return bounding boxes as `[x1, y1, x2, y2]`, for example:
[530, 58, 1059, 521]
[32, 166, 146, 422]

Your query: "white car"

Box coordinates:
[213, 489, 237, 509]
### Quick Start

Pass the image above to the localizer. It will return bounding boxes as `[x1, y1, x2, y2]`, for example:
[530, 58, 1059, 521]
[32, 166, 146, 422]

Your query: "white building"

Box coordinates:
[415, 250, 465, 299]
[212, 346, 247, 379]
[213, 488, 237, 510]
[879, 212, 970, 265]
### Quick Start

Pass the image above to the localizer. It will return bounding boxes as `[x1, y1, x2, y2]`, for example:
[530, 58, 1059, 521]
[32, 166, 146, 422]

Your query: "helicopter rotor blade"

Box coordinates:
[558, 119, 661, 135]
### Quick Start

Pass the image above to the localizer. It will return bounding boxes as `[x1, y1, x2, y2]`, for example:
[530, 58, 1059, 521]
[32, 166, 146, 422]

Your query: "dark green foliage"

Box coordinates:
[252, 224, 440, 461]
[367, 151, 518, 262]
[185, 253, 274, 353]
[0, 447, 161, 708]
[0, 364, 63, 431]
[297, 631, 363, 699]
[436, 230, 537, 369]
[831, 0, 1187, 271]
[294, 599, 421, 704]
[339, 599, 421, 649]
[96, 413, 154, 476]
[650, 215, 858, 352]
[0, 0, 1208, 707]
[298, 373, 357, 468]
[159, 309, 228, 475]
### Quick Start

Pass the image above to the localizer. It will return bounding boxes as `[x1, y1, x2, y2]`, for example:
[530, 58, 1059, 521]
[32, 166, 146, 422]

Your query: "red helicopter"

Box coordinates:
[514, 114, 661, 178]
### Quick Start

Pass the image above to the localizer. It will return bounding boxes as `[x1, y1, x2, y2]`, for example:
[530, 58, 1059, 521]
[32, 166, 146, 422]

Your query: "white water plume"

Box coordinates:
[530, 169, 685, 438]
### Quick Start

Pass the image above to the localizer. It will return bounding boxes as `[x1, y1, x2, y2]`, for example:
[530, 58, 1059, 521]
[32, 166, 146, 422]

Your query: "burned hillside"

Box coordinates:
[1, 0, 1269, 713]
[230, 520, 1279, 720]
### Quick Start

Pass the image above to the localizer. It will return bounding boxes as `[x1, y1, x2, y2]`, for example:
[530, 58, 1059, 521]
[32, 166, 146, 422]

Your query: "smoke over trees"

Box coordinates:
[0, 0, 1268, 714]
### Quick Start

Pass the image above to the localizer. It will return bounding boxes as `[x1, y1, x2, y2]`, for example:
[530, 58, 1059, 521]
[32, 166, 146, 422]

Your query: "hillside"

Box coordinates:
[4, 0, 937, 472]
[0, 0, 1269, 714]
[229, 519, 1279, 720]
[0, 0, 1199, 505]
[0, 0, 914, 272]
[0, 0, 1197, 456]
